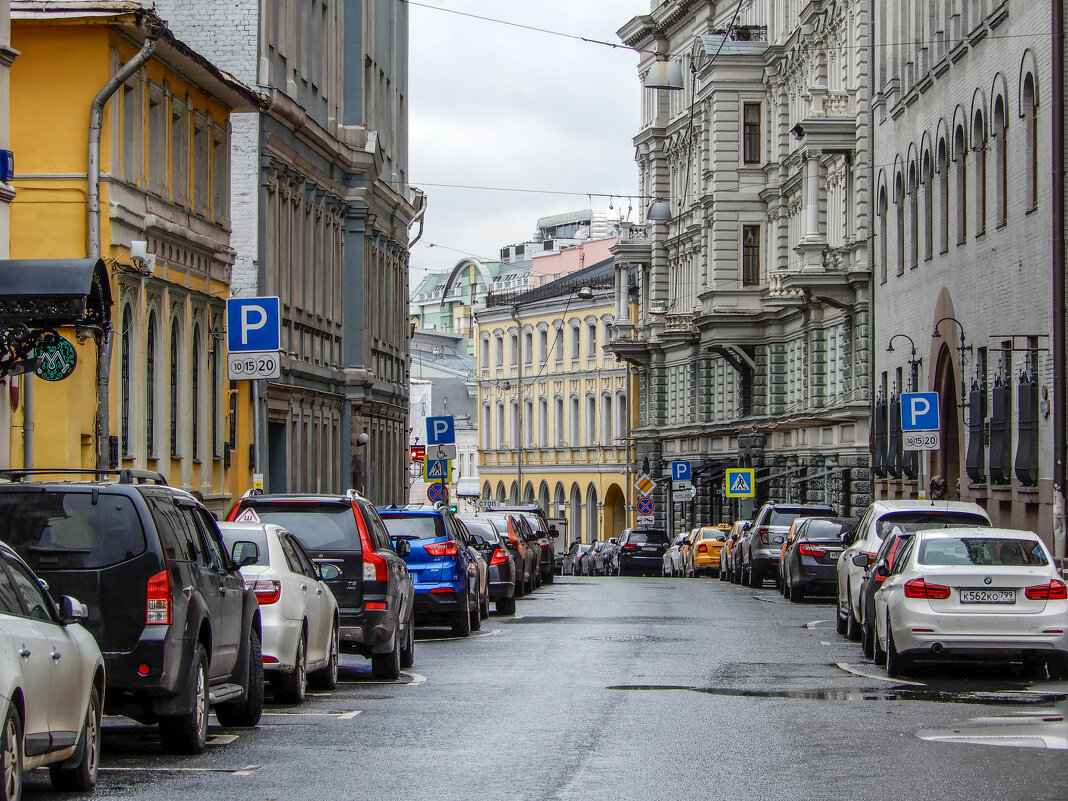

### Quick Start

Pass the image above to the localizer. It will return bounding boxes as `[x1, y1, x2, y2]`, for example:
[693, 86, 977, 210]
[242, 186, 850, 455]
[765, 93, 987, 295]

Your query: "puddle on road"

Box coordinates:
[606, 684, 1068, 705]
[917, 707, 1068, 749]
[589, 634, 679, 643]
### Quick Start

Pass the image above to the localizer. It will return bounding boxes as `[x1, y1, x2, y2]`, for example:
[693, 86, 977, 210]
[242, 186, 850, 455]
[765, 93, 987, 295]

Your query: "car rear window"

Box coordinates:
[627, 530, 669, 545]
[803, 519, 848, 541]
[458, 518, 497, 546]
[219, 528, 270, 566]
[876, 511, 989, 541]
[918, 537, 1048, 566]
[241, 503, 360, 550]
[0, 491, 147, 569]
[769, 508, 833, 526]
[380, 514, 446, 541]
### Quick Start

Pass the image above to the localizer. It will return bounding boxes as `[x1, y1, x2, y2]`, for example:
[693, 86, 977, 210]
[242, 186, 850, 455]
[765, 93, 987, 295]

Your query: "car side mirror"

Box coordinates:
[842, 531, 855, 546]
[58, 595, 88, 625]
[318, 563, 342, 581]
[874, 562, 890, 578]
[394, 539, 412, 558]
[851, 553, 869, 568]
[231, 541, 260, 567]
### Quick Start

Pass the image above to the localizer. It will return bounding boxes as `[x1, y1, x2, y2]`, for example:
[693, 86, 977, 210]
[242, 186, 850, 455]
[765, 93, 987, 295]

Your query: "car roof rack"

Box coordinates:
[0, 468, 168, 485]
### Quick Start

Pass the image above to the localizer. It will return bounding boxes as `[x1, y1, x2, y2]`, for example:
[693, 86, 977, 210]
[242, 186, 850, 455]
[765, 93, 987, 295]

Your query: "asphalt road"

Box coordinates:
[27, 575, 1068, 801]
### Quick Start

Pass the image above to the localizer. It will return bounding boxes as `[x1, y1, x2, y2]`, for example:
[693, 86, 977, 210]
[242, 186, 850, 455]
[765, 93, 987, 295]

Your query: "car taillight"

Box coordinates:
[697, 543, 708, 553]
[490, 547, 510, 566]
[798, 543, 827, 557]
[247, 580, 281, 604]
[757, 527, 770, 545]
[423, 541, 460, 557]
[1025, 579, 1068, 600]
[622, 543, 637, 550]
[363, 551, 388, 581]
[903, 578, 951, 599]
[146, 569, 171, 625]
[538, 537, 550, 547]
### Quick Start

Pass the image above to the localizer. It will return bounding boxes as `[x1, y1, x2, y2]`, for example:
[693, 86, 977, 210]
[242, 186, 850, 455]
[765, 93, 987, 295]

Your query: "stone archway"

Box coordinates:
[603, 484, 626, 538]
[932, 342, 962, 498]
[569, 484, 584, 542]
[585, 485, 599, 542]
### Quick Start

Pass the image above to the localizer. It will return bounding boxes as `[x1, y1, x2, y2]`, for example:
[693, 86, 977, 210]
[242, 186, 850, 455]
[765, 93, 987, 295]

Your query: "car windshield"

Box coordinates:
[380, 515, 446, 541]
[241, 503, 360, 550]
[219, 528, 270, 566]
[803, 519, 847, 541]
[0, 491, 147, 570]
[627, 530, 669, 545]
[876, 511, 989, 541]
[918, 537, 1048, 566]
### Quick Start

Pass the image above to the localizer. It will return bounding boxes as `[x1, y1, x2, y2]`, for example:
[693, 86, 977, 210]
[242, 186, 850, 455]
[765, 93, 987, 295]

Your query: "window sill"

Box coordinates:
[1025, 205, 1038, 216]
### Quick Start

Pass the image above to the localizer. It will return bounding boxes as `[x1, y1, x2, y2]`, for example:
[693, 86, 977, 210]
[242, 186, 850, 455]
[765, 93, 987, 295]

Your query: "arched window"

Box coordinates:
[954, 124, 967, 244]
[570, 323, 580, 360]
[120, 304, 132, 455]
[601, 393, 613, 444]
[523, 330, 532, 366]
[586, 322, 597, 362]
[494, 335, 503, 368]
[554, 396, 564, 445]
[480, 336, 489, 369]
[170, 320, 180, 457]
[538, 328, 547, 364]
[538, 396, 548, 447]
[509, 398, 519, 448]
[908, 163, 918, 268]
[553, 324, 564, 366]
[993, 96, 1008, 226]
[481, 403, 491, 450]
[973, 111, 986, 235]
[509, 332, 519, 367]
[146, 310, 157, 456]
[569, 395, 580, 445]
[615, 392, 627, 441]
[585, 394, 596, 445]
[878, 186, 888, 283]
[937, 138, 950, 252]
[895, 173, 905, 275]
[921, 152, 933, 260]
[1024, 74, 1038, 210]
[192, 325, 201, 461]
[495, 402, 505, 449]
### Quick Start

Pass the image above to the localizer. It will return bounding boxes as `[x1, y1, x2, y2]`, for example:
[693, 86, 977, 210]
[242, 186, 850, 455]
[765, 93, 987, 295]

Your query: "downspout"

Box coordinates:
[868, 0, 877, 504]
[89, 28, 160, 469]
[1052, 0, 1066, 559]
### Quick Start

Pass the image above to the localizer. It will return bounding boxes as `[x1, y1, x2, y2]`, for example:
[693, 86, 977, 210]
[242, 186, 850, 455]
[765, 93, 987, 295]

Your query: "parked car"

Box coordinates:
[663, 532, 690, 577]
[2, 468, 263, 755]
[378, 505, 486, 637]
[594, 538, 618, 575]
[615, 529, 670, 576]
[836, 499, 991, 641]
[720, 521, 747, 583]
[0, 541, 104, 795]
[457, 515, 518, 615]
[472, 512, 538, 594]
[739, 503, 837, 588]
[873, 527, 1068, 679]
[561, 541, 591, 576]
[218, 522, 340, 703]
[583, 542, 606, 576]
[780, 517, 855, 602]
[857, 529, 915, 659]
[686, 526, 730, 577]
[227, 490, 414, 681]
[479, 503, 557, 585]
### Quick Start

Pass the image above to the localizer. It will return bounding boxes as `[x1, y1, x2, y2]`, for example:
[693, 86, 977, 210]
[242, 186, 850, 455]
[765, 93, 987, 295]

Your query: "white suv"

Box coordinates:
[835, 499, 991, 640]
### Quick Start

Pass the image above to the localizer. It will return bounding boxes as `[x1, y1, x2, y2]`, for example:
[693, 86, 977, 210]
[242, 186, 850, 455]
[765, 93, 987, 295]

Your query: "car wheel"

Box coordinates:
[215, 628, 264, 728]
[371, 628, 402, 680]
[873, 620, 887, 666]
[835, 597, 849, 636]
[470, 594, 482, 632]
[160, 642, 210, 754]
[790, 583, 804, 603]
[719, 566, 729, 582]
[0, 703, 22, 801]
[400, 610, 415, 669]
[309, 622, 339, 691]
[544, 570, 554, 585]
[845, 600, 862, 642]
[748, 567, 762, 588]
[885, 617, 911, 677]
[275, 632, 308, 704]
[50, 685, 101, 792]
[861, 620, 875, 660]
[452, 597, 473, 638]
[496, 595, 516, 615]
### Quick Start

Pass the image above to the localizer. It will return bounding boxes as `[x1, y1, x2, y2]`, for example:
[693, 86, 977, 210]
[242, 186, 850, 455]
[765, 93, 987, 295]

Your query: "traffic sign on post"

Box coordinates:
[426, 416, 455, 445]
[424, 458, 451, 483]
[636, 497, 655, 516]
[725, 468, 755, 498]
[671, 461, 692, 482]
[427, 483, 449, 504]
[226, 297, 280, 352]
[901, 392, 940, 431]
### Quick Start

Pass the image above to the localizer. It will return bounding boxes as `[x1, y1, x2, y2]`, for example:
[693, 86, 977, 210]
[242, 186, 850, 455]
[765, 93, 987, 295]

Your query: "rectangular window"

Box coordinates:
[742, 225, 761, 285]
[193, 113, 211, 214]
[148, 85, 167, 194]
[171, 99, 188, 205]
[743, 103, 761, 164]
[122, 79, 141, 183]
[212, 124, 229, 223]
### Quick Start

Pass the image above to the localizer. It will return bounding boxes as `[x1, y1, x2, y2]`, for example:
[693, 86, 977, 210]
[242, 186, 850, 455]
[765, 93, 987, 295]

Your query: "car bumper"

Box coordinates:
[891, 603, 1068, 656]
[792, 561, 838, 590]
[694, 554, 721, 570]
[618, 553, 662, 572]
[258, 606, 303, 672]
[750, 551, 780, 574]
[412, 586, 467, 622]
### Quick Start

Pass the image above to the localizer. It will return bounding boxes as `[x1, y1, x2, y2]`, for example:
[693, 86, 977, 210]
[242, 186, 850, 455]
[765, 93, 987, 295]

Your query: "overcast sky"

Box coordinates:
[407, 0, 651, 285]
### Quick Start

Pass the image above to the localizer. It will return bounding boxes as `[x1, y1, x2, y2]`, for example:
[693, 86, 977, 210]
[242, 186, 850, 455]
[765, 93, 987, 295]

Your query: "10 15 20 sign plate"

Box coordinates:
[227, 350, 281, 380]
[903, 430, 940, 451]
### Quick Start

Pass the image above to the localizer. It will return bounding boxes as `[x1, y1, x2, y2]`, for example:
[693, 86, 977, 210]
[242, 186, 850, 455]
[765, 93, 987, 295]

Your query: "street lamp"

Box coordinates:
[887, 333, 922, 391]
[932, 316, 972, 412]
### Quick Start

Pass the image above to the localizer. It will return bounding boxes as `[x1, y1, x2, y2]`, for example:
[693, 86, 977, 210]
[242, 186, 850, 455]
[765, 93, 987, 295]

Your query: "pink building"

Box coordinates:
[530, 237, 616, 287]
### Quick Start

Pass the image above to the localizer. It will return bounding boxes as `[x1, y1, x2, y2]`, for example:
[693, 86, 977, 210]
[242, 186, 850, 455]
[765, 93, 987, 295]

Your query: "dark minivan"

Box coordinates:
[615, 528, 671, 576]
[0, 469, 263, 754]
[227, 491, 415, 680]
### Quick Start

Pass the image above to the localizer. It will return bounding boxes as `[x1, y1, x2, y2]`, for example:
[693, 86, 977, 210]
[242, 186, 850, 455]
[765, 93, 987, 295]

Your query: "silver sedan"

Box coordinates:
[873, 527, 1068, 678]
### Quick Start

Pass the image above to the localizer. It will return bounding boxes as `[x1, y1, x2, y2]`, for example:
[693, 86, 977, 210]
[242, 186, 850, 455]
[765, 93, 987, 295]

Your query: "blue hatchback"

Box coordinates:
[378, 506, 482, 637]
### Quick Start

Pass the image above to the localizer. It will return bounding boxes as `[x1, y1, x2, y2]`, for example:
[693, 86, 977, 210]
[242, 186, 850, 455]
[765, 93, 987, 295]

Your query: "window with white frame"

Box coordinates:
[148, 83, 167, 194]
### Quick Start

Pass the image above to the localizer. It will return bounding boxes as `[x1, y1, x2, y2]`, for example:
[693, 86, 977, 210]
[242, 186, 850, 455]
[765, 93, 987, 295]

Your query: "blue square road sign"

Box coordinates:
[901, 392, 940, 431]
[426, 416, 455, 445]
[671, 461, 692, 482]
[227, 297, 280, 353]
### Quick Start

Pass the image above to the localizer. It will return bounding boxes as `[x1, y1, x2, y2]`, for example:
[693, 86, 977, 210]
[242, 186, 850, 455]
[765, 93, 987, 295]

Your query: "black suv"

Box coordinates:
[227, 490, 414, 680]
[615, 528, 670, 575]
[0, 469, 263, 755]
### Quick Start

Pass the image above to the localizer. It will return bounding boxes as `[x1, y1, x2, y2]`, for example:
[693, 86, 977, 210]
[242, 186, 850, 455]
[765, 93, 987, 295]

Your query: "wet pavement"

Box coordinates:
[22, 574, 1068, 800]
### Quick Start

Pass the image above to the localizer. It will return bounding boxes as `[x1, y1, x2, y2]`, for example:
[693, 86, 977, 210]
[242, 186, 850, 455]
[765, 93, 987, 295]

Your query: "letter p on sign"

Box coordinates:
[226, 297, 281, 353]
[901, 391, 939, 431]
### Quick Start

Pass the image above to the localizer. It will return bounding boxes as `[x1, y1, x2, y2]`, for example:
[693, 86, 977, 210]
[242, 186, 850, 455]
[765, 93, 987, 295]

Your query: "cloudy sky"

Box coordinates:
[407, 0, 652, 285]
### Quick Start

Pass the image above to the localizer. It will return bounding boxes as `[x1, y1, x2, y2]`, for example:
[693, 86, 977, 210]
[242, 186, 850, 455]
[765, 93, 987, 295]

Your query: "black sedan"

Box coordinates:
[458, 515, 518, 615]
[781, 517, 855, 601]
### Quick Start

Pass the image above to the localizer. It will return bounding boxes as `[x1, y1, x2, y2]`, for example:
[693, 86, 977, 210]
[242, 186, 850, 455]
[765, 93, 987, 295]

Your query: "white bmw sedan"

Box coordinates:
[220, 523, 340, 703]
[873, 527, 1067, 678]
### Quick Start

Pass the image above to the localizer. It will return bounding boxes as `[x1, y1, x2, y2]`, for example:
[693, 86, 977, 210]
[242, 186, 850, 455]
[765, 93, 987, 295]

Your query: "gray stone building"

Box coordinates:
[870, 0, 1064, 553]
[610, 0, 872, 527]
[155, 0, 423, 503]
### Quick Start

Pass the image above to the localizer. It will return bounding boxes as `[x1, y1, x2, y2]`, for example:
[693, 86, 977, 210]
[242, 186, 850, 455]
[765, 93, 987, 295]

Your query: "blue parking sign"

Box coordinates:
[227, 297, 280, 353]
[426, 416, 455, 445]
[671, 461, 691, 482]
[901, 392, 940, 431]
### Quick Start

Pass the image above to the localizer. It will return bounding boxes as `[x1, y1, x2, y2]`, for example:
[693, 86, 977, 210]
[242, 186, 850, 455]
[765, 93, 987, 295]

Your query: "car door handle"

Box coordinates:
[50, 651, 61, 661]
[18, 648, 30, 658]
[301, 585, 308, 592]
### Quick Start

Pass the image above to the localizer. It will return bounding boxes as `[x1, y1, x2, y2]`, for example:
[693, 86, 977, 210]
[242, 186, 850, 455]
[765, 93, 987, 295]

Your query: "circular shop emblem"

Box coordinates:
[984, 576, 993, 585]
[34, 335, 77, 381]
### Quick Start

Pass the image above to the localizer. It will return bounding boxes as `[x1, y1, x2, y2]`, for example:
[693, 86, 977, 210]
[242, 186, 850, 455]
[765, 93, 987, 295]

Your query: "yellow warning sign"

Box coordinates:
[725, 468, 755, 498]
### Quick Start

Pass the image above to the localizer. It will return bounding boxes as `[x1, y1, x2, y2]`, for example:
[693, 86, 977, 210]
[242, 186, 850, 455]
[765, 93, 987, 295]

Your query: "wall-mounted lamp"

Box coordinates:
[887, 333, 922, 391]
[932, 316, 973, 412]
[649, 299, 668, 315]
[129, 240, 155, 275]
[575, 286, 595, 301]
[644, 58, 684, 91]
[647, 201, 672, 222]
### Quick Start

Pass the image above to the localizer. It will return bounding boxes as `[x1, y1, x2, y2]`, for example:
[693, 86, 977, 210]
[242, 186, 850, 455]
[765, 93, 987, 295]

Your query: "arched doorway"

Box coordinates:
[603, 484, 626, 538]
[932, 343, 962, 499]
[569, 484, 584, 542]
[538, 482, 550, 514]
[585, 485, 599, 542]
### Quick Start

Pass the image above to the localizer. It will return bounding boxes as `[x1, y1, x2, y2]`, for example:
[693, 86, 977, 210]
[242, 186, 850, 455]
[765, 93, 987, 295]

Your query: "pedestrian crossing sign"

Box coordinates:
[424, 458, 451, 483]
[725, 468, 755, 498]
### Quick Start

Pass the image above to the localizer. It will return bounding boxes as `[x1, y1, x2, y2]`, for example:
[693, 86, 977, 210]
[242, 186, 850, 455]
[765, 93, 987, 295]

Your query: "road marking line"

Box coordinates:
[207, 734, 239, 745]
[102, 764, 259, 775]
[231, 765, 265, 776]
[420, 628, 504, 642]
[260, 710, 361, 718]
[341, 671, 426, 687]
[835, 662, 924, 685]
[337, 710, 362, 719]
[805, 619, 833, 629]
[819, 640, 836, 646]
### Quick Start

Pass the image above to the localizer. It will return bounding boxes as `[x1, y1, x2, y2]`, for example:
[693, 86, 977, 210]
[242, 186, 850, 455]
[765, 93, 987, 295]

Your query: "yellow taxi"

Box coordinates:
[686, 524, 732, 577]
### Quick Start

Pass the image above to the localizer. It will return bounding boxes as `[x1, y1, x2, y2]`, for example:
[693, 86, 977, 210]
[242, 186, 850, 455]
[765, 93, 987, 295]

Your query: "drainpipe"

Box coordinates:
[1052, 0, 1066, 559]
[88, 28, 160, 470]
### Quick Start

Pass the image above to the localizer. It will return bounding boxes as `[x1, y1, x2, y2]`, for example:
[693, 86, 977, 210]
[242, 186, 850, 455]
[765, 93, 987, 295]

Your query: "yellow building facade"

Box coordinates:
[8, 6, 259, 512]
[475, 275, 638, 544]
